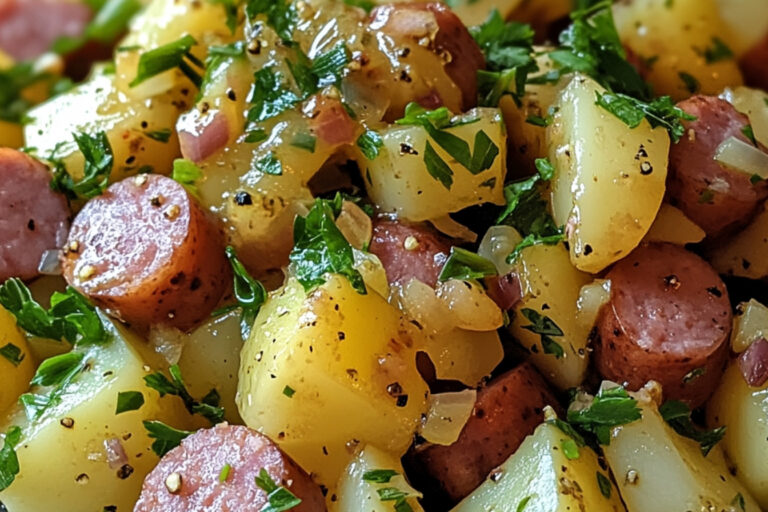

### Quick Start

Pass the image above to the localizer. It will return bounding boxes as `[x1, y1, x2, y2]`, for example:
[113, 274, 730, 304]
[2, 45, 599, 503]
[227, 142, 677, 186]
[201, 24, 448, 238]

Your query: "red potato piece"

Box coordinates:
[668, 95, 768, 238]
[308, 95, 361, 147]
[0, 148, 70, 282]
[412, 363, 559, 503]
[135, 424, 326, 512]
[739, 32, 768, 92]
[369, 2, 484, 117]
[178, 110, 230, 164]
[595, 243, 731, 408]
[0, 0, 91, 60]
[368, 218, 452, 288]
[61, 174, 229, 331]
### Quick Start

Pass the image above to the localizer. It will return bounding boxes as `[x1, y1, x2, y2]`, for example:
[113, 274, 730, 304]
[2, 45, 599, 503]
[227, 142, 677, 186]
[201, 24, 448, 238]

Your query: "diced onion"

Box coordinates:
[336, 201, 372, 250]
[714, 136, 768, 179]
[576, 279, 612, 332]
[37, 249, 62, 276]
[148, 324, 185, 365]
[477, 225, 523, 275]
[429, 215, 477, 243]
[420, 389, 477, 446]
[436, 280, 503, 332]
[398, 279, 452, 334]
[104, 438, 128, 469]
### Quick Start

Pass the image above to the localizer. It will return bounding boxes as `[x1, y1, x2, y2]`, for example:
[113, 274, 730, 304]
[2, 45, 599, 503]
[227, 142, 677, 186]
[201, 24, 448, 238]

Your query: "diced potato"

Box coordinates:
[452, 422, 626, 512]
[643, 204, 706, 245]
[361, 108, 505, 222]
[708, 199, 768, 279]
[333, 445, 424, 512]
[422, 328, 504, 386]
[603, 384, 761, 512]
[721, 86, 768, 147]
[707, 361, 768, 508]
[715, 0, 768, 56]
[0, 316, 192, 511]
[732, 299, 768, 353]
[509, 240, 592, 390]
[237, 277, 429, 486]
[613, 0, 744, 100]
[0, 120, 22, 148]
[0, 307, 35, 414]
[575, 279, 612, 334]
[420, 390, 476, 446]
[24, 70, 183, 184]
[547, 74, 669, 273]
[176, 310, 243, 424]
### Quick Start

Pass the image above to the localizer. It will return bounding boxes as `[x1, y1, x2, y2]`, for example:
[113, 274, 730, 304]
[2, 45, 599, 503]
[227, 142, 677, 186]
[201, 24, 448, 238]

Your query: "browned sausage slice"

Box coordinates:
[0, 148, 70, 282]
[594, 243, 731, 408]
[61, 174, 229, 330]
[410, 363, 558, 503]
[668, 95, 768, 238]
[368, 218, 452, 288]
[134, 424, 326, 512]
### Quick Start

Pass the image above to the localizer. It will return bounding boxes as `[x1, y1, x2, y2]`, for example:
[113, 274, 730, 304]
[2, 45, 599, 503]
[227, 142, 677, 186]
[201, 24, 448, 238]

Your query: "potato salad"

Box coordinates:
[0, 0, 767, 511]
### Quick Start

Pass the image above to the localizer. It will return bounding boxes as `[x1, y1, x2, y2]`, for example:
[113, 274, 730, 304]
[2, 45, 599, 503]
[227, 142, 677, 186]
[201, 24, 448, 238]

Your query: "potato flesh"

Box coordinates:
[548, 74, 669, 273]
[731, 299, 768, 353]
[721, 86, 768, 148]
[643, 203, 706, 245]
[237, 277, 428, 486]
[603, 388, 761, 512]
[0, 317, 192, 511]
[363, 108, 506, 222]
[708, 199, 768, 279]
[0, 307, 35, 415]
[613, 0, 744, 100]
[452, 422, 626, 512]
[714, 0, 768, 56]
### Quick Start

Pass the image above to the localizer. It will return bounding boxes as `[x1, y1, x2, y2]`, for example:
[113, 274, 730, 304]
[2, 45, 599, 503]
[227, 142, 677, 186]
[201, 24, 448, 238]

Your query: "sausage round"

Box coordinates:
[61, 174, 229, 330]
[0, 148, 70, 282]
[368, 2, 484, 120]
[134, 424, 326, 512]
[411, 362, 559, 503]
[668, 95, 768, 238]
[368, 218, 452, 288]
[739, 32, 768, 92]
[594, 243, 731, 408]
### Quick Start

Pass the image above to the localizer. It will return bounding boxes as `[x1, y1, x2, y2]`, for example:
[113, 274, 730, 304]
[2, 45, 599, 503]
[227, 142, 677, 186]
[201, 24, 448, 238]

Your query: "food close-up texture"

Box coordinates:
[0, 0, 767, 510]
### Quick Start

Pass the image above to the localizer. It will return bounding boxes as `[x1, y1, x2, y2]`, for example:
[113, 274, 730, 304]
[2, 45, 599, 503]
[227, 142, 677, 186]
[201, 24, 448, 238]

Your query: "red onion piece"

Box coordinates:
[484, 272, 522, 311]
[177, 110, 229, 164]
[104, 437, 129, 469]
[739, 337, 768, 388]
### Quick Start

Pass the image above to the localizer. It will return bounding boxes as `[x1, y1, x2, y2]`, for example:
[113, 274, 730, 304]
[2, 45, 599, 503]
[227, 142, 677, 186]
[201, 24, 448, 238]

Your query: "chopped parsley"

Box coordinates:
[567, 385, 642, 445]
[247, 68, 300, 124]
[0, 343, 24, 367]
[144, 128, 172, 143]
[255, 468, 302, 511]
[0, 62, 54, 123]
[171, 158, 203, 197]
[697, 37, 734, 64]
[245, 0, 297, 43]
[594, 93, 696, 143]
[144, 364, 225, 424]
[437, 247, 497, 282]
[289, 198, 367, 295]
[290, 132, 316, 152]
[282, 385, 295, 398]
[115, 391, 145, 414]
[255, 152, 283, 175]
[742, 125, 758, 147]
[130, 35, 203, 88]
[521, 308, 565, 358]
[200, 41, 246, 95]
[659, 400, 725, 456]
[362, 469, 399, 483]
[516, 496, 532, 512]
[357, 130, 383, 160]
[52, 0, 142, 55]
[216, 246, 267, 340]
[732, 493, 746, 511]
[596, 471, 612, 498]
[20, 351, 88, 420]
[343, 0, 375, 12]
[678, 72, 700, 94]
[50, 131, 114, 200]
[219, 463, 232, 482]
[142, 420, 193, 457]
[0, 426, 22, 492]
[561, 438, 580, 459]
[525, 114, 552, 127]
[209, 0, 240, 35]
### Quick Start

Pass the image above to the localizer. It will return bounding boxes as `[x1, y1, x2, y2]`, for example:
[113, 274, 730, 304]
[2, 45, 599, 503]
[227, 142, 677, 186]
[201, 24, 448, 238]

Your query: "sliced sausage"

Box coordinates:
[410, 363, 558, 503]
[61, 174, 229, 331]
[134, 424, 326, 512]
[368, 218, 452, 288]
[594, 243, 731, 408]
[0, 148, 70, 282]
[739, 33, 768, 92]
[368, 2, 484, 120]
[0, 0, 91, 61]
[668, 95, 768, 238]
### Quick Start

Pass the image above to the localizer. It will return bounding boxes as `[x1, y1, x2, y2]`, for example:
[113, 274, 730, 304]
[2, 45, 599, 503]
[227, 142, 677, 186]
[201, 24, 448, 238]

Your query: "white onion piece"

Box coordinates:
[104, 437, 128, 469]
[352, 249, 389, 299]
[576, 279, 611, 332]
[478, 225, 523, 275]
[714, 136, 768, 179]
[732, 299, 768, 353]
[148, 324, 185, 365]
[398, 279, 453, 335]
[336, 201, 372, 250]
[37, 249, 62, 275]
[436, 280, 503, 332]
[428, 215, 477, 243]
[420, 389, 477, 446]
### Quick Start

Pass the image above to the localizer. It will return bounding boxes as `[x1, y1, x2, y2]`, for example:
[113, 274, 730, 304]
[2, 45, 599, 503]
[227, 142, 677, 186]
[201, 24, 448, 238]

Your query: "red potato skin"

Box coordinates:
[668, 95, 768, 239]
[594, 243, 731, 408]
[0, 148, 70, 282]
[367, 218, 452, 288]
[307, 95, 361, 147]
[134, 424, 326, 512]
[0, 0, 91, 61]
[412, 363, 559, 503]
[61, 174, 230, 331]
[739, 32, 768, 92]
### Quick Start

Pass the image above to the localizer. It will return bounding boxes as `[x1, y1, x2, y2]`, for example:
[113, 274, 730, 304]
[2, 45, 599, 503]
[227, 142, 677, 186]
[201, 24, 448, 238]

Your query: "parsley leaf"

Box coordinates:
[52, 0, 142, 54]
[255, 152, 283, 175]
[521, 308, 565, 358]
[200, 41, 246, 95]
[142, 420, 192, 456]
[171, 158, 203, 197]
[0, 343, 24, 367]
[130, 35, 203, 88]
[245, 0, 297, 43]
[438, 247, 498, 282]
[255, 468, 303, 511]
[290, 132, 316, 152]
[362, 469, 399, 483]
[115, 391, 145, 414]
[0, 426, 22, 492]
[697, 37, 734, 63]
[659, 400, 725, 456]
[289, 198, 367, 295]
[742, 125, 758, 147]
[357, 130, 383, 160]
[0, 62, 52, 123]
[50, 131, 114, 200]
[247, 67, 300, 124]
[596, 472, 612, 498]
[144, 364, 225, 424]
[311, 42, 351, 88]
[220, 246, 267, 340]
[20, 351, 88, 420]
[0, 278, 110, 346]
[423, 141, 454, 189]
[594, 92, 695, 143]
[567, 385, 642, 445]
[144, 128, 172, 143]
[678, 71, 700, 94]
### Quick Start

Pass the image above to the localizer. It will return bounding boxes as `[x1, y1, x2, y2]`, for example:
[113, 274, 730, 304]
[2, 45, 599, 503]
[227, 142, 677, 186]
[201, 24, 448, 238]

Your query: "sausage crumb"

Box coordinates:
[165, 472, 183, 494]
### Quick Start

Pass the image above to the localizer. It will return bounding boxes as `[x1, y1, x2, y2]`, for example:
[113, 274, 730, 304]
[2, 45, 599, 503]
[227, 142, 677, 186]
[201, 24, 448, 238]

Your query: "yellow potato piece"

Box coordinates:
[0, 307, 35, 414]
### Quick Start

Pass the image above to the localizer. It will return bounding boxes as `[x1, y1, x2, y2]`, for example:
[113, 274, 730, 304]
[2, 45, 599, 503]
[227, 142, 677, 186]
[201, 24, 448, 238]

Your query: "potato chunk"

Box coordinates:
[0, 306, 35, 414]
